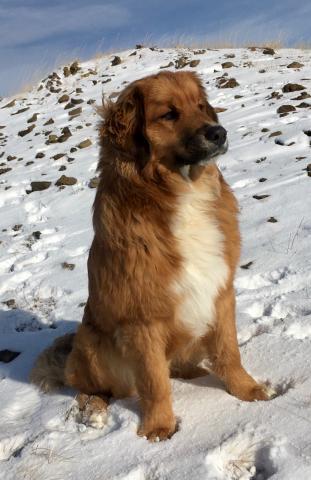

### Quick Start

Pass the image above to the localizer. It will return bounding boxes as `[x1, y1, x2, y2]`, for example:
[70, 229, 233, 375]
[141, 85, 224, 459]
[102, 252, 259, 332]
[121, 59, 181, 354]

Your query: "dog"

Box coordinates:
[30, 70, 275, 441]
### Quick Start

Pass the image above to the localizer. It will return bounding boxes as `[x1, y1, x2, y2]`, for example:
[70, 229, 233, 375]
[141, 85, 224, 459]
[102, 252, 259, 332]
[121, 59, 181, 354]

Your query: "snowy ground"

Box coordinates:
[0, 46, 311, 480]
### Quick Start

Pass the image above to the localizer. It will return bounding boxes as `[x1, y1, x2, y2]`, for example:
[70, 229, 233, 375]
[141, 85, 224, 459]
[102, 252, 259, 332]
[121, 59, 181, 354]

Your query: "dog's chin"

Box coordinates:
[178, 139, 228, 167]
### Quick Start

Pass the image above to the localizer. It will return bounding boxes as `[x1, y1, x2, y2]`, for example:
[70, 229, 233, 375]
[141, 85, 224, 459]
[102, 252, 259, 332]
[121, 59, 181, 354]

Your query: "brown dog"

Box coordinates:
[31, 71, 275, 441]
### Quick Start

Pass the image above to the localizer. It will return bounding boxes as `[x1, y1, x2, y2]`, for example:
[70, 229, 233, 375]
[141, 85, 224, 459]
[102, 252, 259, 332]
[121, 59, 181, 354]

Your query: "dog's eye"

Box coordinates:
[198, 103, 205, 111]
[160, 110, 179, 121]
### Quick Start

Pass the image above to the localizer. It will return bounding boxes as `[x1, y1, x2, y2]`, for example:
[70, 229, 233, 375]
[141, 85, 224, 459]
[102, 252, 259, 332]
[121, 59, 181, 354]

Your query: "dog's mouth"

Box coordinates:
[177, 136, 228, 167]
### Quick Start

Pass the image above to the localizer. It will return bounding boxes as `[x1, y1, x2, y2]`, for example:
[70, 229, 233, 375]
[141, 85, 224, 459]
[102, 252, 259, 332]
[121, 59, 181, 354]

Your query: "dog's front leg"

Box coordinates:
[128, 324, 176, 441]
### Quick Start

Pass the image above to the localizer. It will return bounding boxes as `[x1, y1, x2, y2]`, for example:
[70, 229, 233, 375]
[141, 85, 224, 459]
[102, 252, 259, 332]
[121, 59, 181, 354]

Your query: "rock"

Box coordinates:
[1, 99, 16, 108]
[224, 53, 235, 58]
[7, 155, 16, 161]
[269, 131, 282, 137]
[89, 177, 99, 188]
[62, 262, 75, 270]
[262, 47, 275, 55]
[292, 91, 310, 100]
[175, 57, 189, 69]
[63, 66, 70, 77]
[59, 165, 67, 171]
[303, 130, 311, 137]
[48, 134, 58, 143]
[44, 118, 54, 125]
[222, 62, 234, 68]
[70, 147, 77, 153]
[18, 125, 35, 137]
[69, 107, 82, 117]
[267, 217, 278, 223]
[12, 224, 22, 231]
[240, 261, 253, 269]
[27, 113, 38, 123]
[71, 98, 84, 105]
[25, 161, 34, 166]
[61, 126, 72, 136]
[64, 102, 75, 110]
[261, 128, 269, 132]
[0, 350, 20, 363]
[259, 178, 267, 182]
[277, 105, 296, 114]
[55, 175, 77, 186]
[35, 152, 45, 158]
[218, 78, 239, 88]
[160, 61, 174, 69]
[53, 153, 65, 160]
[0, 168, 12, 175]
[58, 94, 70, 103]
[296, 102, 311, 108]
[76, 88, 83, 94]
[189, 59, 200, 68]
[57, 133, 71, 143]
[29, 181, 51, 192]
[102, 78, 112, 84]
[287, 62, 304, 68]
[77, 139, 92, 149]
[111, 56, 122, 66]
[87, 99, 96, 105]
[282, 83, 305, 93]
[253, 194, 270, 200]
[69, 61, 80, 75]
[11, 107, 30, 116]
[32, 231, 41, 239]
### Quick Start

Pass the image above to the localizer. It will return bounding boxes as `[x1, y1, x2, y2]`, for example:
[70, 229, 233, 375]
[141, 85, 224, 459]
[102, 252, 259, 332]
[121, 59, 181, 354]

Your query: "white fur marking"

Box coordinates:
[172, 182, 229, 337]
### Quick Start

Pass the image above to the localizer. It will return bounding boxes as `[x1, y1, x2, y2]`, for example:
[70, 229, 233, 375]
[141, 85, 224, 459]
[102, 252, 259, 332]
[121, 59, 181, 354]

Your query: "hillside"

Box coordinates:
[0, 46, 311, 480]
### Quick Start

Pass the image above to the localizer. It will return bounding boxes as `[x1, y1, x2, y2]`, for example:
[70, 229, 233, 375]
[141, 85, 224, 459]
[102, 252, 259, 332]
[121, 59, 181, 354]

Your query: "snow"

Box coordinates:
[0, 46, 311, 479]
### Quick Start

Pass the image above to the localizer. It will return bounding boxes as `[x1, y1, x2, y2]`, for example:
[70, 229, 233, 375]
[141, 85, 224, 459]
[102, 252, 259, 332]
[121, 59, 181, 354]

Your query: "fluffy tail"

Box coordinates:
[30, 333, 75, 392]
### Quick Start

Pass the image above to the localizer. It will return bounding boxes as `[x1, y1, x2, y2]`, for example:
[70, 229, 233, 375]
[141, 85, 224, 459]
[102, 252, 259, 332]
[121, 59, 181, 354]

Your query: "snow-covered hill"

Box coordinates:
[0, 46, 311, 480]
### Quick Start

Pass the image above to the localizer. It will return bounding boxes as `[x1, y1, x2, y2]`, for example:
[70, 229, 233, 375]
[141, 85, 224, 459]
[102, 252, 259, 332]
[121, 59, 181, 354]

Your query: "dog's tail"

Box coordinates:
[30, 333, 75, 392]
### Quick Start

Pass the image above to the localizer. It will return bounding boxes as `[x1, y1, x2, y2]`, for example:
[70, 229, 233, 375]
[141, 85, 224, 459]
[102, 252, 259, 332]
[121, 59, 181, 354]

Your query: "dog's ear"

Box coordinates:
[99, 84, 150, 166]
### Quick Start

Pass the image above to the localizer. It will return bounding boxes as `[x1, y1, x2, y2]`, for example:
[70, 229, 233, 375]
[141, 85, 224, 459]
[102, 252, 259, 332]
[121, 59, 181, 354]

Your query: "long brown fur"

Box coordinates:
[31, 71, 273, 441]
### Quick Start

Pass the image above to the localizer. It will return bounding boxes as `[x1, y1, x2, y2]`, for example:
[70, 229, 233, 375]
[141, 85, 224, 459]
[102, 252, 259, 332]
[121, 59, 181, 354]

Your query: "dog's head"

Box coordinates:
[100, 71, 228, 171]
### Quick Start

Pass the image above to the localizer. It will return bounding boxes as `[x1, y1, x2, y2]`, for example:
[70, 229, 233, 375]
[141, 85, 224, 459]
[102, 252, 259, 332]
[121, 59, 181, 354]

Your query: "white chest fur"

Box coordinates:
[172, 182, 229, 338]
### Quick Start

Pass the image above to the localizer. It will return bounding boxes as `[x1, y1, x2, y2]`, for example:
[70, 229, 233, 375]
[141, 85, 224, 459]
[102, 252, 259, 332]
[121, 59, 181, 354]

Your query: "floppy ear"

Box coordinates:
[99, 84, 150, 165]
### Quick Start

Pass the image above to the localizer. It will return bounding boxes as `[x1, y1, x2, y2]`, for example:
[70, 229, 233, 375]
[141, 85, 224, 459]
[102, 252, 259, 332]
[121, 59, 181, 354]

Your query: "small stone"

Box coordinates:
[32, 231, 41, 239]
[296, 102, 311, 108]
[0, 168, 12, 175]
[35, 152, 45, 158]
[59, 165, 66, 171]
[62, 262, 75, 270]
[261, 128, 269, 132]
[222, 62, 234, 68]
[77, 139, 92, 149]
[44, 118, 54, 125]
[292, 91, 310, 100]
[175, 56, 189, 69]
[111, 56, 122, 66]
[287, 62, 304, 68]
[0, 349, 20, 363]
[63, 66, 70, 77]
[25, 161, 34, 166]
[58, 94, 70, 103]
[18, 125, 35, 137]
[29, 181, 51, 192]
[70, 61, 80, 75]
[48, 134, 58, 143]
[259, 178, 267, 182]
[240, 261, 253, 269]
[269, 131, 282, 137]
[12, 224, 22, 231]
[53, 153, 65, 160]
[282, 83, 305, 93]
[262, 47, 275, 55]
[218, 78, 239, 88]
[189, 59, 200, 68]
[27, 113, 38, 123]
[71, 98, 84, 105]
[69, 107, 82, 117]
[55, 175, 77, 186]
[253, 194, 270, 200]
[88, 177, 99, 188]
[160, 61, 174, 69]
[267, 217, 278, 223]
[1, 99, 16, 108]
[277, 105, 296, 114]
[303, 130, 311, 137]
[70, 147, 77, 153]
[7, 155, 16, 161]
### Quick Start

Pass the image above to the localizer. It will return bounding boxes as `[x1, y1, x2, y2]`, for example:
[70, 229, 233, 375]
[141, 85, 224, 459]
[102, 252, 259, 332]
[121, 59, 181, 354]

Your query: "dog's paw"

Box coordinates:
[75, 393, 108, 429]
[138, 417, 177, 442]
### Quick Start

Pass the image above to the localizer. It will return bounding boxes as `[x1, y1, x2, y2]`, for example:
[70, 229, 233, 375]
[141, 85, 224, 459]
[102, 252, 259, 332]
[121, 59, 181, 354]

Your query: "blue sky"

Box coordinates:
[1, 0, 310, 97]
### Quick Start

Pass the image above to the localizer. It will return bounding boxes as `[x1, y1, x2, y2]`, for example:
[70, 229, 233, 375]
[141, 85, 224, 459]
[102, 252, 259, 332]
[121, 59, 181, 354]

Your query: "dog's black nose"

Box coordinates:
[204, 125, 227, 146]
